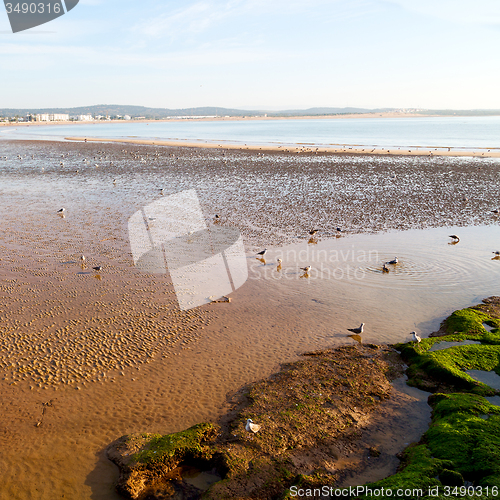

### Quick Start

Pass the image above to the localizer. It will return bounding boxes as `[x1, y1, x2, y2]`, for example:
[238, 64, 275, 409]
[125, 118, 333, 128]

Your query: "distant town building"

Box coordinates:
[77, 114, 93, 121]
[123, 115, 131, 120]
[36, 113, 70, 121]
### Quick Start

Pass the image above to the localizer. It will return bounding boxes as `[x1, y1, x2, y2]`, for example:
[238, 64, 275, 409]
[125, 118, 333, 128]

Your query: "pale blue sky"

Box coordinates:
[1, 0, 500, 109]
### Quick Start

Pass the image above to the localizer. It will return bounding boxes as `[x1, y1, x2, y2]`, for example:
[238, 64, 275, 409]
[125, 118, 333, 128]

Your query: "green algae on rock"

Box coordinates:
[354, 298, 500, 499]
[356, 393, 500, 499]
[106, 423, 223, 499]
[396, 297, 500, 395]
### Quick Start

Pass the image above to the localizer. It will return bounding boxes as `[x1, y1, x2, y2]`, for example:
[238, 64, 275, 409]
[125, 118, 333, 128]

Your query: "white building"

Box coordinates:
[77, 114, 93, 121]
[36, 113, 69, 122]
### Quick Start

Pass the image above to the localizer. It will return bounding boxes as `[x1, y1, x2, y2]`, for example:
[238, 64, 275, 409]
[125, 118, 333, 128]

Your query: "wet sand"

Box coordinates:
[65, 136, 500, 158]
[0, 139, 500, 499]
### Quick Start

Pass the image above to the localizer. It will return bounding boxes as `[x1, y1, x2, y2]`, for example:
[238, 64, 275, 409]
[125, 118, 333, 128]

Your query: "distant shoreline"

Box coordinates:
[0, 111, 433, 128]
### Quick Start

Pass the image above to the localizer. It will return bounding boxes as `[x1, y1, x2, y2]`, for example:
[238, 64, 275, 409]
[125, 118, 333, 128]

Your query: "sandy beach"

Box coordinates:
[0, 139, 499, 499]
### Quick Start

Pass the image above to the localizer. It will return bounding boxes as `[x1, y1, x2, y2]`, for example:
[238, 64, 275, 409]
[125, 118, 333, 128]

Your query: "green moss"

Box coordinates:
[360, 394, 500, 498]
[439, 469, 464, 486]
[442, 308, 491, 336]
[395, 304, 500, 395]
[131, 422, 218, 465]
[425, 394, 500, 486]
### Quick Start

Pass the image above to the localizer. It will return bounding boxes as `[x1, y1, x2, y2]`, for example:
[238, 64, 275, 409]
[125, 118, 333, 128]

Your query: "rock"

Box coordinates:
[106, 423, 220, 499]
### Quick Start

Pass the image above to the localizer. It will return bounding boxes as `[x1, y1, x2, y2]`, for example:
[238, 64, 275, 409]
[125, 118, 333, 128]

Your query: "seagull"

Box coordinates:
[347, 323, 364, 334]
[92, 266, 102, 272]
[386, 257, 398, 265]
[57, 208, 65, 213]
[113, 179, 116, 184]
[491, 209, 499, 215]
[277, 258, 282, 265]
[449, 235, 460, 242]
[80, 255, 86, 262]
[300, 265, 311, 272]
[245, 419, 261, 433]
[382, 263, 389, 273]
[493, 251, 500, 256]
[411, 331, 421, 343]
[309, 229, 320, 236]
[336, 227, 343, 233]
[159, 188, 164, 195]
[257, 249, 267, 257]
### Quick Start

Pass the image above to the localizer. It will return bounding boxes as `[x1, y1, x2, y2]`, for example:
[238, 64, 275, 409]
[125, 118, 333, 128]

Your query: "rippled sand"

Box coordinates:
[0, 140, 499, 499]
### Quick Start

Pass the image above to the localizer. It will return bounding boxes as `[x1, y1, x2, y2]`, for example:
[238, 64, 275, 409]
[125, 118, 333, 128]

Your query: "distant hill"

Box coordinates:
[0, 104, 394, 118]
[271, 107, 390, 116]
[0, 105, 267, 118]
[1, 104, 500, 118]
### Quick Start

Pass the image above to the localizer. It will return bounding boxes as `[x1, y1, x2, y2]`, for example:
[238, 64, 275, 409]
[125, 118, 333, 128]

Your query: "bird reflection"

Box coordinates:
[300, 265, 311, 278]
[348, 334, 362, 344]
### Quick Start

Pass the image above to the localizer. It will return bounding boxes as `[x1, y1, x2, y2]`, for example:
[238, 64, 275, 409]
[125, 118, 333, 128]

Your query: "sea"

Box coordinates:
[2, 115, 500, 150]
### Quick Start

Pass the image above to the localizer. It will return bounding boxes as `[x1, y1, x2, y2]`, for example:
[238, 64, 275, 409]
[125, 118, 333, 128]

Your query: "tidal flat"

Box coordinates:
[0, 139, 499, 499]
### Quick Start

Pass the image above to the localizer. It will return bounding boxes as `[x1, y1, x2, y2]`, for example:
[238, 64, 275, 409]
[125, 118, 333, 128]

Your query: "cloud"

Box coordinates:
[131, 0, 346, 39]
[133, 1, 242, 39]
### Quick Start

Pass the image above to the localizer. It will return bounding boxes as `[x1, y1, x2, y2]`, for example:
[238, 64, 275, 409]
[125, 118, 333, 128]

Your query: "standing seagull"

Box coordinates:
[80, 255, 86, 262]
[92, 266, 102, 272]
[493, 251, 500, 256]
[491, 209, 499, 215]
[449, 235, 460, 243]
[245, 419, 261, 433]
[300, 265, 311, 273]
[57, 208, 65, 213]
[309, 229, 320, 236]
[257, 249, 267, 257]
[386, 257, 398, 265]
[411, 331, 421, 343]
[348, 323, 364, 334]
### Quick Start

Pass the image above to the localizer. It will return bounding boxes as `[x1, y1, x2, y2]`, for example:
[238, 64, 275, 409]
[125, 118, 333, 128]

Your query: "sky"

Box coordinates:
[1, 0, 500, 110]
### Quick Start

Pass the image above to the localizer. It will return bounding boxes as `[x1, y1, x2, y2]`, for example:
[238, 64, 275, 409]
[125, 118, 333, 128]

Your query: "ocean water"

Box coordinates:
[3, 115, 500, 149]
